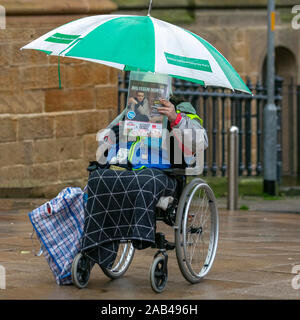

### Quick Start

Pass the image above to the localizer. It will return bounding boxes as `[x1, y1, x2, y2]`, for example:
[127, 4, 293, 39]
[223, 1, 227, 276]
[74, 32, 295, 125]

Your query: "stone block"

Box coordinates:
[48, 56, 82, 65]
[0, 67, 19, 92]
[55, 113, 75, 137]
[114, 0, 191, 8]
[6, 15, 75, 29]
[0, 95, 10, 114]
[29, 162, 59, 184]
[230, 57, 246, 75]
[0, 165, 31, 188]
[108, 107, 119, 122]
[231, 42, 249, 60]
[0, 28, 36, 42]
[83, 134, 98, 161]
[57, 137, 83, 161]
[0, 117, 17, 142]
[98, 109, 111, 130]
[235, 29, 245, 43]
[3, 0, 117, 15]
[75, 110, 109, 136]
[65, 63, 109, 88]
[95, 85, 118, 110]
[109, 68, 119, 85]
[11, 42, 49, 66]
[33, 139, 59, 164]
[59, 159, 87, 181]
[0, 141, 33, 167]
[19, 116, 54, 140]
[0, 90, 44, 114]
[45, 88, 95, 112]
[20, 65, 62, 90]
[195, 0, 267, 7]
[0, 44, 10, 67]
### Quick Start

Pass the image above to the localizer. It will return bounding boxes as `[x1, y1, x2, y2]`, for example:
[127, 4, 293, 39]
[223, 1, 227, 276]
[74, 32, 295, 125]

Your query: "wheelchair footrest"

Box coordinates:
[165, 241, 175, 251]
[152, 232, 175, 251]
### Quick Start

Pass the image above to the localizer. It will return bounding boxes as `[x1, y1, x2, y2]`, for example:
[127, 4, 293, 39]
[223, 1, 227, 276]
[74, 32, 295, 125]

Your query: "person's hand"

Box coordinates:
[128, 97, 138, 104]
[157, 99, 177, 122]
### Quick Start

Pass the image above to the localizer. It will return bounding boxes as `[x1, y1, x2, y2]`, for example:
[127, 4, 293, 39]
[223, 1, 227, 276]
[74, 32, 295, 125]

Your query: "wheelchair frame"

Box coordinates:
[72, 131, 219, 293]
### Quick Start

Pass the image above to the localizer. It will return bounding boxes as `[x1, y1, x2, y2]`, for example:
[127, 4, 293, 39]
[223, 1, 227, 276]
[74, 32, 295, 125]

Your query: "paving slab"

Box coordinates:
[0, 198, 300, 300]
[217, 196, 300, 214]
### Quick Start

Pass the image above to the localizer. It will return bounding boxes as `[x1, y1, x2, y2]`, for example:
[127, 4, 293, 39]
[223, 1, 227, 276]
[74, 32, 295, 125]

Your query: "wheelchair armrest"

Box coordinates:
[163, 165, 203, 176]
[184, 128, 204, 175]
[163, 130, 204, 176]
[162, 168, 187, 176]
[185, 165, 203, 175]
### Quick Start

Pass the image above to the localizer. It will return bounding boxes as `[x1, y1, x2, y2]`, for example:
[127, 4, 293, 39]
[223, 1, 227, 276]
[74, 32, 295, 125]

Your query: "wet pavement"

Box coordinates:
[0, 198, 300, 300]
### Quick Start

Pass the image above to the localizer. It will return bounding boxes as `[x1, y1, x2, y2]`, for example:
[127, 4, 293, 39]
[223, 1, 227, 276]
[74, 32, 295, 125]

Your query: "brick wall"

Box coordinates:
[0, 1, 118, 197]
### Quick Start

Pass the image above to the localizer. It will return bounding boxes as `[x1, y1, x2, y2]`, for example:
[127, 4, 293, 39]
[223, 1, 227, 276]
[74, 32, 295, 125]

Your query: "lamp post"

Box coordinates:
[263, 0, 277, 195]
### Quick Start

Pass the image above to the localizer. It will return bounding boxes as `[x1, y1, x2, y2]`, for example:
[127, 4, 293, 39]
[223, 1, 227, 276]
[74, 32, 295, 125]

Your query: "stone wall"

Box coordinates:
[0, 1, 118, 197]
[0, 1, 299, 198]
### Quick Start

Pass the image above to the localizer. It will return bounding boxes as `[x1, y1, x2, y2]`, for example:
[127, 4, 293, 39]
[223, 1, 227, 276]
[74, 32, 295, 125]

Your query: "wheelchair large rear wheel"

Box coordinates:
[100, 240, 135, 279]
[175, 178, 219, 284]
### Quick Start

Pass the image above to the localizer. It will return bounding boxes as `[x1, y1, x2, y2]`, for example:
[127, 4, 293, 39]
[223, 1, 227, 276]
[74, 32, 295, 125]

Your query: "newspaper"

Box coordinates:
[124, 72, 171, 139]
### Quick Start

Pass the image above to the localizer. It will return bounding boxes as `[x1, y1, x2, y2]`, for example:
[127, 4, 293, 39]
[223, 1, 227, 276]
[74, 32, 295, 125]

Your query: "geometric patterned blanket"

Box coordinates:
[81, 168, 177, 268]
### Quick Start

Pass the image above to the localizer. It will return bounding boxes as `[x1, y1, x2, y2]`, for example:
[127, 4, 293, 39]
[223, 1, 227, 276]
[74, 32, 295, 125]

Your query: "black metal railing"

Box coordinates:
[118, 72, 283, 178]
[298, 85, 300, 176]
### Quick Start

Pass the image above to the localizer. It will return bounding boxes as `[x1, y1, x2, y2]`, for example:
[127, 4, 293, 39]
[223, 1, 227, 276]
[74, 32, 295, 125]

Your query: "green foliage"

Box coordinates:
[262, 193, 285, 200]
[199, 177, 264, 198]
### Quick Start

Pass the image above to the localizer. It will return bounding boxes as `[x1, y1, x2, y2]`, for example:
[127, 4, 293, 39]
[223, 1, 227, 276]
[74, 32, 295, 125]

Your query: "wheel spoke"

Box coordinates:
[176, 180, 218, 283]
[100, 241, 135, 279]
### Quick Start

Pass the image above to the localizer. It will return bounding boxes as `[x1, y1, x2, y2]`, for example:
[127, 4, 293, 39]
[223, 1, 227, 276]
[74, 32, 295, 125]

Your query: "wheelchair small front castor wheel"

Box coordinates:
[71, 253, 91, 289]
[150, 254, 168, 293]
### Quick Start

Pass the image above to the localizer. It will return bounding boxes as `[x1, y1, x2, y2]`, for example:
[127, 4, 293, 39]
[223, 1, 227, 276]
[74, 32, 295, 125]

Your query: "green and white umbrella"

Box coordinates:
[21, 14, 251, 94]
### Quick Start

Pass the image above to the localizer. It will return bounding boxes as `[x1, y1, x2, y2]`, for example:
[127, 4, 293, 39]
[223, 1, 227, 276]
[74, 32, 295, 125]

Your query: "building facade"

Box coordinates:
[0, 0, 118, 197]
[0, 0, 299, 197]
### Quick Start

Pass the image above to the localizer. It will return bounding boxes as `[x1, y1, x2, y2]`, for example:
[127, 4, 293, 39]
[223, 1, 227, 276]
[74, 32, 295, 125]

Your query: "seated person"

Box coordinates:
[127, 90, 150, 122]
[81, 97, 208, 268]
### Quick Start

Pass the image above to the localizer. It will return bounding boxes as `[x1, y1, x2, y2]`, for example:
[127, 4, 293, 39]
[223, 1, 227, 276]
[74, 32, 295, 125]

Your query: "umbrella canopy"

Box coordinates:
[21, 14, 251, 94]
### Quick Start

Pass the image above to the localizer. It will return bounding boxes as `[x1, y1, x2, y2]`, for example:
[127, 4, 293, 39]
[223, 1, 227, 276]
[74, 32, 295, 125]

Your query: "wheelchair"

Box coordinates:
[71, 134, 219, 293]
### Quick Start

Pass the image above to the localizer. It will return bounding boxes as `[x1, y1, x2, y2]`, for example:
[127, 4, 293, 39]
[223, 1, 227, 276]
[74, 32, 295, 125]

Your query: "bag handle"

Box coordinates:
[30, 229, 43, 257]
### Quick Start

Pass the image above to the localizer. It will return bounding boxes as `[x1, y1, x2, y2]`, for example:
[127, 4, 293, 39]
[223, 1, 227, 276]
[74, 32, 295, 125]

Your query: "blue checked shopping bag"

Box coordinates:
[28, 187, 86, 285]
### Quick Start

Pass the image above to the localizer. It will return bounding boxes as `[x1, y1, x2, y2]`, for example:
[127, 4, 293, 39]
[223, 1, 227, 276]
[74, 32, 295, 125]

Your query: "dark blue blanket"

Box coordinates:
[81, 168, 177, 268]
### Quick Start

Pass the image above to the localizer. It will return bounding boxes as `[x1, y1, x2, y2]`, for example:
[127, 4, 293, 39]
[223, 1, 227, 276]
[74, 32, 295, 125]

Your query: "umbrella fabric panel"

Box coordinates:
[65, 15, 234, 90]
[21, 15, 125, 56]
[20, 14, 251, 93]
[187, 31, 252, 94]
[151, 17, 233, 90]
[65, 16, 156, 72]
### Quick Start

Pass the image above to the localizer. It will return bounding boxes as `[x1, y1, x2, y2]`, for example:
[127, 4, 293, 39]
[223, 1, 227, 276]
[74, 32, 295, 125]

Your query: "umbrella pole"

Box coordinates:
[147, 0, 153, 16]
